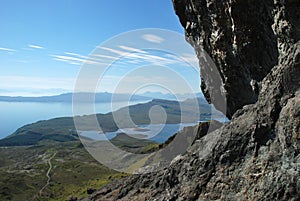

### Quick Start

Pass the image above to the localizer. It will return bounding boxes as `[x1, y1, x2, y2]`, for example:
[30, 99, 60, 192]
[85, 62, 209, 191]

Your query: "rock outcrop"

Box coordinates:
[81, 0, 300, 200]
[174, 0, 299, 118]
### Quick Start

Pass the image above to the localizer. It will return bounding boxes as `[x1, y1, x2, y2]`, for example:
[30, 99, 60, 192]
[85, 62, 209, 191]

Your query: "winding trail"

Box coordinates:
[39, 152, 57, 196]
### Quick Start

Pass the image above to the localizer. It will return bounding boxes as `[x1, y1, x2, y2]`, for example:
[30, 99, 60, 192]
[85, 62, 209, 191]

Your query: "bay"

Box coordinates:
[79, 123, 198, 143]
[0, 101, 147, 139]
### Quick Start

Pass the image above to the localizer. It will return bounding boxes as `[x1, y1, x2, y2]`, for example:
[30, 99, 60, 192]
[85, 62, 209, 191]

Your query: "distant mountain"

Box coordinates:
[0, 92, 204, 103]
[138, 91, 204, 101]
[0, 92, 151, 103]
[139, 91, 177, 100]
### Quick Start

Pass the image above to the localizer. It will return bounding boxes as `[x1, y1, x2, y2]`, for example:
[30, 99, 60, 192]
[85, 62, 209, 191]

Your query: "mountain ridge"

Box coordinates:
[0, 92, 204, 103]
[0, 92, 150, 103]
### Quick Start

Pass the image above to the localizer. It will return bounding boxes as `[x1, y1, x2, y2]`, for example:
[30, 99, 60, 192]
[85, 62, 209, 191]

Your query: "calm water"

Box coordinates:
[0, 101, 146, 139]
[80, 123, 198, 143]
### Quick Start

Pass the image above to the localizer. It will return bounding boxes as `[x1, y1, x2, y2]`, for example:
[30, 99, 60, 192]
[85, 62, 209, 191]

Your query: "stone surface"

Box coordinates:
[81, 0, 300, 200]
[174, 0, 281, 118]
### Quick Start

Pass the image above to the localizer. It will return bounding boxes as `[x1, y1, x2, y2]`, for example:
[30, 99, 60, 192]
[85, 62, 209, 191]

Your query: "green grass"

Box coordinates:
[125, 156, 150, 174]
[48, 173, 128, 201]
[110, 133, 156, 149]
[0, 141, 127, 201]
[139, 143, 160, 154]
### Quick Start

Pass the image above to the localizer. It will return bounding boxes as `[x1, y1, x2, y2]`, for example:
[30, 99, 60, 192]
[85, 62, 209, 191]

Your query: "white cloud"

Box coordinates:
[69, 62, 82, 65]
[98, 44, 197, 67]
[165, 53, 199, 67]
[180, 53, 199, 66]
[0, 47, 16, 52]
[95, 46, 179, 66]
[65, 52, 89, 59]
[53, 58, 81, 66]
[54, 47, 198, 72]
[142, 34, 164, 43]
[94, 45, 186, 67]
[119, 45, 146, 54]
[91, 54, 119, 60]
[51, 54, 108, 66]
[98, 46, 128, 56]
[28, 44, 44, 49]
[52, 55, 85, 62]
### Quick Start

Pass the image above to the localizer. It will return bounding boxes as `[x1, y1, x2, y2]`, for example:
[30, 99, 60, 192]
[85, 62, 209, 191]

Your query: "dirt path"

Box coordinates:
[39, 152, 57, 196]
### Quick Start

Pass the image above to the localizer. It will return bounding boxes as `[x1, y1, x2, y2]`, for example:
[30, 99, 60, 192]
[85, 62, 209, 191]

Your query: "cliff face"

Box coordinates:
[174, 0, 299, 118]
[81, 0, 300, 200]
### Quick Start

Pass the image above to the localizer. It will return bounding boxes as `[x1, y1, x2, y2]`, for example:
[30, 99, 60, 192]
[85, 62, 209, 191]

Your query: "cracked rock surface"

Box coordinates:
[80, 0, 300, 200]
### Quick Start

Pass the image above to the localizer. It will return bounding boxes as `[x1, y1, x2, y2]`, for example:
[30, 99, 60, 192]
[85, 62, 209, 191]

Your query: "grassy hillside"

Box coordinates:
[0, 130, 178, 200]
[110, 133, 159, 153]
[0, 141, 128, 201]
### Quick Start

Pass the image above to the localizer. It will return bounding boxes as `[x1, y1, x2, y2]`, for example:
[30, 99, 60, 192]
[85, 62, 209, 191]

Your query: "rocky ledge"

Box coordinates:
[80, 0, 300, 200]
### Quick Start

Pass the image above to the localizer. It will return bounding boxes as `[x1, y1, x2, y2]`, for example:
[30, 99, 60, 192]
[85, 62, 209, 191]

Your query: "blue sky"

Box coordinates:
[0, 0, 201, 96]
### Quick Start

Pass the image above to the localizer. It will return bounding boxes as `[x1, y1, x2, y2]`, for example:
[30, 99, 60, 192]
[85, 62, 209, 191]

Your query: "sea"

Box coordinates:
[0, 101, 147, 139]
[0, 100, 227, 142]
[79, 123, 198, 143]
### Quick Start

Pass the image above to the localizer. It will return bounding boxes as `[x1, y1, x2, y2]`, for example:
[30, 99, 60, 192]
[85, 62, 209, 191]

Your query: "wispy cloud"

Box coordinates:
[28, 44, 44, 49]
[93, 45, 199, 68]
[53, 57, 81, 66]
[119, 45, 146, 54]
[97, 46, 169, 64]
[53, 45, 198, 70]
[142, 34, 164, 43]
[51, 52, 109, 66]
[98, 46, 127, 56]
[0, 47, 17, 52]
[165, 53, 199, 66]
[65, 52, 89, 59]
[52, 55, 86, 65]
[91, 54, 119, 60]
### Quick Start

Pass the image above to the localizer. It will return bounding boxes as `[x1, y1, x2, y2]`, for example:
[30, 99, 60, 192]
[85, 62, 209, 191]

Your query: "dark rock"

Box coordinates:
[193, 120, 223, 144]
[174, 0, 279, 118]
[67, 195, 78, 201]
[87, 188, 96, 195]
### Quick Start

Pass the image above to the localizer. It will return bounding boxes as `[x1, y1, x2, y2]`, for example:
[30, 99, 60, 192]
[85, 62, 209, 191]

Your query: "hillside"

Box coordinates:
[0, 141, 127, 201]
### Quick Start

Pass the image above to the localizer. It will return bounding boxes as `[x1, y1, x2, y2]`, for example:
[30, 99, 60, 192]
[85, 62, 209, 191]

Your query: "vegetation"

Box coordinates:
[110, 133, 158, 153]
[0, 141, 127, 201]
[0, 123, 200, 200]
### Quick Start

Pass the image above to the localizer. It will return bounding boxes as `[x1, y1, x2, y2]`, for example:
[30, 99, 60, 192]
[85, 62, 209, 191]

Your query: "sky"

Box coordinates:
[0, 0, 201, 97]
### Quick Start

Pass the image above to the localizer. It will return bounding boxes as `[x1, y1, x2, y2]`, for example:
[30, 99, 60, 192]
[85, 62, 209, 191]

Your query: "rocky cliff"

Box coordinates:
[80, 0, 300, 200]
[174, 0, 299, 118]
